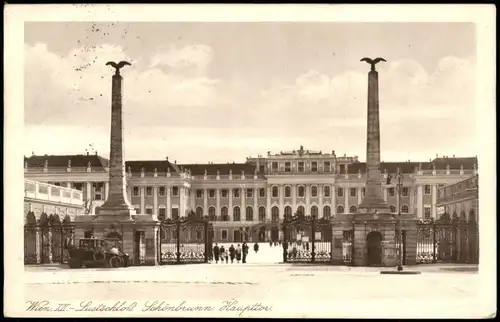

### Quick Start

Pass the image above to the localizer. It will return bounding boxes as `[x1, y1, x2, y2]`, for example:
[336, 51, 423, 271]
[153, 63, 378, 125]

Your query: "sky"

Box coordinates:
[24, 22, 477, 163]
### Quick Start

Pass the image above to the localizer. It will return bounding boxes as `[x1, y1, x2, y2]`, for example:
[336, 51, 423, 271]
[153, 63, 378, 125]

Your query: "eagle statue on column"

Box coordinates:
[106, 61, 132, 75]
[360, 57, 387, 71]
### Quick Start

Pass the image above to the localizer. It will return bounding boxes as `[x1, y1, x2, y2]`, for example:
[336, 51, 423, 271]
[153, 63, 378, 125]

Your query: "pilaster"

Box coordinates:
[203, 188, 208, 217]
[140, 187, 145, 214]
[228, 188, 233, 221]
[167, 186, 172, 218]
[241, 187, 246, 223]
[254, 188, 258, 222]
[153, 186, 158, 215]
[344, 187, 349, 212]
[417, 185, 423, 219]
[305, 184, 311, 213]
[279, 184, 285, 214]
[332, 186, 337, 214]
[266, 186, 271, 220]
[432, 184, 437, 219]
[216, 188, 221, 218]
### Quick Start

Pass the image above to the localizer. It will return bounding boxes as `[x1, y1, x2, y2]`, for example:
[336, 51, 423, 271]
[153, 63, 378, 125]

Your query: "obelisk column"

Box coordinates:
[358, 58, 391, 214]
[99, 61, 135, 219]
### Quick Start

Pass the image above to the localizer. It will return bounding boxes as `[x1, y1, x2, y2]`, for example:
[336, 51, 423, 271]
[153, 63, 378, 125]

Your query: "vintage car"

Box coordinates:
[67, 238, 130, 269]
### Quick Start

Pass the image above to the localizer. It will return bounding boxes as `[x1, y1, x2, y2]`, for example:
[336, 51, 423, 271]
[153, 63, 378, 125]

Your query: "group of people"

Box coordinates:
[268, 240, 310, 249]
[211, 242, 261, 264]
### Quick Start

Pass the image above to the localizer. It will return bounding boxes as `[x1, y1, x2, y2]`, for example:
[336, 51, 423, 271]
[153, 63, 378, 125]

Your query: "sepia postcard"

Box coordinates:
[4, 4, 497, 318]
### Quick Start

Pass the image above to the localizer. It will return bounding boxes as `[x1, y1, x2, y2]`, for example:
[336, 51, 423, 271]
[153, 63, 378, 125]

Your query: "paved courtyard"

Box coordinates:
[22, 256, 483, 318]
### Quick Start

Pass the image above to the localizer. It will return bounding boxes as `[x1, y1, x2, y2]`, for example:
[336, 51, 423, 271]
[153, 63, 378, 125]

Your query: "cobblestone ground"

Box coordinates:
[21, 260, 483, 318]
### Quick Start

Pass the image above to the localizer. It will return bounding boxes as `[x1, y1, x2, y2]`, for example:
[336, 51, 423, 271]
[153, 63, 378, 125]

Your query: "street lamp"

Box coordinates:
[395, 170, 404, 271]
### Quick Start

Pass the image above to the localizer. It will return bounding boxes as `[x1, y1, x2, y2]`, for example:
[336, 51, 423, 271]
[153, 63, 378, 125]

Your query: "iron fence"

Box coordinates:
[282, 214, 333, 264]
[24, 212, 75, 265]
[416, 213, 478, 264]
[157, 211, 212, 265]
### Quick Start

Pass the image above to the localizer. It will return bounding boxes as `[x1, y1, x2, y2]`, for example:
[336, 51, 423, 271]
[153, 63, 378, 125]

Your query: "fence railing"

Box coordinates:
[416, 214, 478, 264]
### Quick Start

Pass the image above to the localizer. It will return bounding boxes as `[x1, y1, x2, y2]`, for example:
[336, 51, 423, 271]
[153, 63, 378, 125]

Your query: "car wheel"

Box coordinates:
[68, 257, 82, 269]
[109, 256, 124, 268]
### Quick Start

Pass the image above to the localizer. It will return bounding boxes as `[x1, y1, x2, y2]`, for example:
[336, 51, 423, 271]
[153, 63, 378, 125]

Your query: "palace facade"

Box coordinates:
[24, 146, 478, 242]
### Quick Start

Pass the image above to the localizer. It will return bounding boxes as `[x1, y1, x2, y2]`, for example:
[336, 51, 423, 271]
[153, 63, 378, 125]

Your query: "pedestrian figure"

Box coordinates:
[229, 244, 236, 263]
[242, 242, 249, 263]
[292, 244, 298, 259]
[283, 240, 289, 261]
[254, 242, 259, 254]
[220, 245, 226, 264]
[269, 241, 272, 247]
[213, 243, 220, 264]
[305, 242, 309, 251]
[236, 244, 242, 263]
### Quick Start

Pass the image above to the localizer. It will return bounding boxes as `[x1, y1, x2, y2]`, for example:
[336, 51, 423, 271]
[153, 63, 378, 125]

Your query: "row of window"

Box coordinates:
[130, 185, 423, 199]
[48, 182, 438, 200]
[270, 161, 332, 173]
[145, 204, 411, 221]
[132, 186, 187, 197]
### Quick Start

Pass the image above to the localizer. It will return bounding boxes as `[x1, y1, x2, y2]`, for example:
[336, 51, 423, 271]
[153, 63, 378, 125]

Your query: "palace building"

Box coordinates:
[24, 146, 478, 242]
[436, 174, 479, 222]
[24, 179, 85, 223]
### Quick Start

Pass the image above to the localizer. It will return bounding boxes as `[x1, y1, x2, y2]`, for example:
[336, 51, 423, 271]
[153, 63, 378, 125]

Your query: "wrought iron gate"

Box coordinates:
[416, 213, 478, 264]
[282, 214, 333, 263]
[158, 211, 211, 265]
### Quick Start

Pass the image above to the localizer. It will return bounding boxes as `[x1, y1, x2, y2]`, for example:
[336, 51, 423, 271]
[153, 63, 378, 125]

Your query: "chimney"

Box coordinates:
[32, 151, 35, 156]
[453, 154, 455, 158]
[87, 152, 89, 156]
[166, 156, 169, 161]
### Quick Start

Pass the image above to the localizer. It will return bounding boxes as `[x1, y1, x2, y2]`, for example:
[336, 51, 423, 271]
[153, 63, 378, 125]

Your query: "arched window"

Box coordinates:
[297, 205, 305, 216]
[349, 205, 357, 213]
[246, 206, 253, 221]
[284, 206, 292, 217]
[311, 205, 318, 217]
[272, 186, 279, 198]
[285, 186, 291, 198]
[311, 186, 318, 197]
[337, 205, 344, 214]
[324, 186, 331, 197]
[221, 206, 229, 221]
[233, 206, 241, 221]
[258, 206, 266, 221]
[323, 205, 331, 219]
[390, 205, 396, 213]
[208, 206, 216, 221]
[401, 205, 409, 214]
[271, 206, 279, 221]
[298, 186, 305, 197]
[195, 206, 203, 218]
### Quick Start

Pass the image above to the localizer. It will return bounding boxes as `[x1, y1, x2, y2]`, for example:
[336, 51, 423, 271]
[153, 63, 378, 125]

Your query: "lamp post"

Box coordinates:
[395, 170, 403, 271]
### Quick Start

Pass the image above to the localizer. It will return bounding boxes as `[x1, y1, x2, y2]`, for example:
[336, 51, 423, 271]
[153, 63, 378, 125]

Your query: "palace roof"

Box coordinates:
[25, 154, 477, 175]
[24, 154, 109, 170]
[346, 157, 478, 174]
